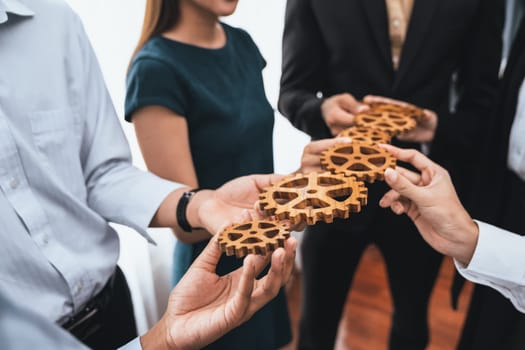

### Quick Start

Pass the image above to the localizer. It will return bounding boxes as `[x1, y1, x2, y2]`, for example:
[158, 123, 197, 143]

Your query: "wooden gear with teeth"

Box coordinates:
[337, 126, 392, 145]
[258, 172, 368, 226]
[320, 141, 397, 183]
[354, 109, 417, 136]
[367, 101, 426, 121]
[217, 220, 291, 258]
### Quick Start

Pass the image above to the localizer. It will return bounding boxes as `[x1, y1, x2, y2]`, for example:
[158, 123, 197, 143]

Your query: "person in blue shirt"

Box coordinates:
[0, 0, 296, 349]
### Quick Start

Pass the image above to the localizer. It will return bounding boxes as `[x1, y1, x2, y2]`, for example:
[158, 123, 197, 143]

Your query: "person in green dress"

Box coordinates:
[125, 1, 342, 348]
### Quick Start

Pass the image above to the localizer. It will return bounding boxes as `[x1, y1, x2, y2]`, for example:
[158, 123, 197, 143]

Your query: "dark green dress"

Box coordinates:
[125, 23, 291, 349]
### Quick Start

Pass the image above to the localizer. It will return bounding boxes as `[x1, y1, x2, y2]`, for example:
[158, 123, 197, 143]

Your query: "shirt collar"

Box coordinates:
[0, 0, 34, 24]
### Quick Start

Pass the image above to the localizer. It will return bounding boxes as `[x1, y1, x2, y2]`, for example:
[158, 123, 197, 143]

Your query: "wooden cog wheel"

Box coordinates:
[355, 109, 417, 136]
[337, 126, 392, 144]
[258, 172, 368, 225]
[320, 141, 396, 182]
[218, 220, 290, 258]
[367, 102, 425, 121]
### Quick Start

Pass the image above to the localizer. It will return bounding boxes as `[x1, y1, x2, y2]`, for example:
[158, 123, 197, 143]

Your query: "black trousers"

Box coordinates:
[63, 267, 138, 350]
[457, 171, 525, 350]
[297, 182, 443, 350]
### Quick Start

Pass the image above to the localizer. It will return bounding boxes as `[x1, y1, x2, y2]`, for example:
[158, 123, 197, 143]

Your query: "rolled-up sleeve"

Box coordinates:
[455, 220, 525, 313]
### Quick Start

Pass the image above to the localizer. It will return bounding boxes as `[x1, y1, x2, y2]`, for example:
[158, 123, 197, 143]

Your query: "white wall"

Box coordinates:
[65, 0, 309, 333]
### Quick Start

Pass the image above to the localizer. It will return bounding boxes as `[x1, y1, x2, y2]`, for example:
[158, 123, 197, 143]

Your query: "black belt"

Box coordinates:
[60, 269, 117, 340]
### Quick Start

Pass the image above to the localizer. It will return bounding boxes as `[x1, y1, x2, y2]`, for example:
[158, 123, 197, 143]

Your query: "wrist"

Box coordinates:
[176, 188, 204, 232]
[140, 317, 172, 350]
[456, 220, 479, 266]
[185, 189, 213, 232]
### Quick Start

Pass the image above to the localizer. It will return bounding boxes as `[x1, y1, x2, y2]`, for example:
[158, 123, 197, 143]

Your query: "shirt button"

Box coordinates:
[10, 178, 19, 189]
[42, 234, 49, 245]
[393, 19, 401, 28]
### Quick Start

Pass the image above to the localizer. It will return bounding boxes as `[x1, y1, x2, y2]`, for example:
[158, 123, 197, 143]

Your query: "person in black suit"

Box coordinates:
[278, 1, 504, 349]
[454, 15, 525, 350]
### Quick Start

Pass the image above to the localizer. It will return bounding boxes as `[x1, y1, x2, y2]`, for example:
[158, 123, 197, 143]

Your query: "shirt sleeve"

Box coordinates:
[72, 15, 181, 242]
[455, 220, 525, 313]
[125, 56, 189, 122]
[118, 337, 143, 350]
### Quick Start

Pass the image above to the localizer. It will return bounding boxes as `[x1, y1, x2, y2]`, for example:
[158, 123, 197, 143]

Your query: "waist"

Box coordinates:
[60, 268, 118, 332]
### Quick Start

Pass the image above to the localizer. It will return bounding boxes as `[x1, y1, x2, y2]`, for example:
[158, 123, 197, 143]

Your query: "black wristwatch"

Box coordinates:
[176, 188, 200, 232]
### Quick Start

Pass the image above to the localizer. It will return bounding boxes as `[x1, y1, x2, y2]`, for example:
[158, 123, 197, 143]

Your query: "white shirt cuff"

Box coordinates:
[455, 220, 525, 287]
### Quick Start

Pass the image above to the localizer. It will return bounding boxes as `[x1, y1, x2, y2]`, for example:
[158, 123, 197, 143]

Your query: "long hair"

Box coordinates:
[128, 0, 180, 72]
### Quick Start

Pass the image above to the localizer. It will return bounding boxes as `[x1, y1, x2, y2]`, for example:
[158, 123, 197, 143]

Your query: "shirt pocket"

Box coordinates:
[28, 108, 85, 194]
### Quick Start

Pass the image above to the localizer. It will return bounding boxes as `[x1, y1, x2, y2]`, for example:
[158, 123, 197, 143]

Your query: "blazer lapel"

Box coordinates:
[360, 0, 392, 69]
[394, 0, 439, 87]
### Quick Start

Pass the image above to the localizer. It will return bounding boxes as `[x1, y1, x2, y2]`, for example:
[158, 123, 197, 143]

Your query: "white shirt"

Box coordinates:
[456, 221, 525, 313]
[508, 79, 525, 181]
[0, 0, 180, 326]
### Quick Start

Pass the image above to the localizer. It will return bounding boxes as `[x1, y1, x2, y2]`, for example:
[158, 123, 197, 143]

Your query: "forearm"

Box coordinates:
[151, 188, 215, 243]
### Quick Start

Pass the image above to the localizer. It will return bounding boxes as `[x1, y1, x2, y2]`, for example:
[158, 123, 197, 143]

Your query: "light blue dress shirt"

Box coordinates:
[0, 0, 180, 329]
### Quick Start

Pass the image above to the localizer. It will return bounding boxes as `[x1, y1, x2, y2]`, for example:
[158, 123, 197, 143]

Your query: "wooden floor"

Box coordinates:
[281, 244, 474, 350]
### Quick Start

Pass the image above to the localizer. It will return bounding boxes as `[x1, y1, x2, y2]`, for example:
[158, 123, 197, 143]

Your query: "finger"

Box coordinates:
[191, 234, 224, 271]
[231, 255, 257, 322]
[395, 166, 422, 185]
[391, 198, 411, 215]
[378, 144, 440, 174]
[246, 249, 285, 315]
[379, 188, 402, 208]
[383, 167, 426, 204]
[252, 174, 286, 191]
[281, 237, 298, 284]
[249, 251, 273, 278]
[304, 137, 352, 156]
[330, 109, 355, 126]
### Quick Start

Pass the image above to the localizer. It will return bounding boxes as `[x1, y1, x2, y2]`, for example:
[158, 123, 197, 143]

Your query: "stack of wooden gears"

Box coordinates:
[218, 101, 426, 258]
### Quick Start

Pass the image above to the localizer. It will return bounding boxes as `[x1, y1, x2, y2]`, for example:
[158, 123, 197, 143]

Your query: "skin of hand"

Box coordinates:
[321, 93, 369, 136]
[151, 174, 287, 240]
[377, 144, 479, 266]
[295, 137, 352, 174]
[187, 174, 288, 235]
[140, 234, 298, 350]
[363, 95, 438, 143]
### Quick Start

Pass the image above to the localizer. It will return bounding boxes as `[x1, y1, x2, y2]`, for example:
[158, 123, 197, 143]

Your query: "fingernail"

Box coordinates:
[384, 168, 397, 182]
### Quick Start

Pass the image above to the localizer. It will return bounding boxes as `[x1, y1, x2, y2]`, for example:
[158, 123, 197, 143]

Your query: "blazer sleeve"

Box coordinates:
[432, 0, 504, 158]
[278, 0, 331, 139]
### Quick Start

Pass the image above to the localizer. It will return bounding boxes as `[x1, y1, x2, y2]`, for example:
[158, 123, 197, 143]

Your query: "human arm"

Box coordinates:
[277, 0, 331, 139]
[131, 105, 210, 243]
[379, 144, 525, 312]
[320, 94, 369, 137]
[140, 233, 297, 350]
[150, 173, 287, 237]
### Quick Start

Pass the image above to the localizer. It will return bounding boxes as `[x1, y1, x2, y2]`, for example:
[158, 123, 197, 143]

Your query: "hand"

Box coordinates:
[321, 93, 369, 136]
[295, 137, 352, 174]
[363, 95, 438, 143]
[189, 174, 286, 235]
[378, 144, 479, 265]
[141, 234, 298, 350]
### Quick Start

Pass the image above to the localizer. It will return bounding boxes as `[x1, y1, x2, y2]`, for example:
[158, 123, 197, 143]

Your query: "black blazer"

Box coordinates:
[278, 0, 504, 198]
[472, 16, 525, 225]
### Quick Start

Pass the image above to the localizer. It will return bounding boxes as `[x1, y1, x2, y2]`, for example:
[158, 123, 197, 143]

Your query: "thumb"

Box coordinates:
[384, 168, 424, 204]
[192, 234, 223, 271]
